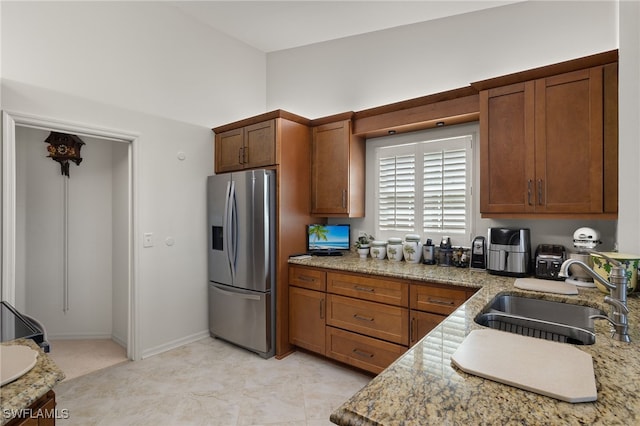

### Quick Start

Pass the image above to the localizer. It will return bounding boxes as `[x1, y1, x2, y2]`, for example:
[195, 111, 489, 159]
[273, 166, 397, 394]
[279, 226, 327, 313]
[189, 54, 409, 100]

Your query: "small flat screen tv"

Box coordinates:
[306, 224, 350, 253]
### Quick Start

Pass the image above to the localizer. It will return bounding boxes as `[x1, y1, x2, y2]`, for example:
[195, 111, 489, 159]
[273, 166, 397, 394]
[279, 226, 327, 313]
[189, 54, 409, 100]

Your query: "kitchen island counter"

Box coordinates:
[0, 339, 65, 425]
[289, 255, 640, 425]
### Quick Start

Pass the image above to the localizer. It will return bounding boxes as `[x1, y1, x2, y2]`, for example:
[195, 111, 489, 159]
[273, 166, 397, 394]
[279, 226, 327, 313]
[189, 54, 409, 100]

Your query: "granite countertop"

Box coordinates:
[289, 254, 640, 425]
[0, 339, 65, 425]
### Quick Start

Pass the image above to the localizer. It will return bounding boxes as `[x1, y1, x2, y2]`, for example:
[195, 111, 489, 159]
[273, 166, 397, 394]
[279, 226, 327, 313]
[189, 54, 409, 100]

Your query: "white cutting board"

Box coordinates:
[0, 345, 38, 386]
[451, 329, 597, 403]
[514, 277, 578, 295]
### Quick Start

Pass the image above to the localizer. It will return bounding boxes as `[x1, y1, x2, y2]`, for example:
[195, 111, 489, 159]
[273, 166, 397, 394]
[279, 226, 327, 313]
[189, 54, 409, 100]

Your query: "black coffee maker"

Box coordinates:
[470, 236, 486, 269]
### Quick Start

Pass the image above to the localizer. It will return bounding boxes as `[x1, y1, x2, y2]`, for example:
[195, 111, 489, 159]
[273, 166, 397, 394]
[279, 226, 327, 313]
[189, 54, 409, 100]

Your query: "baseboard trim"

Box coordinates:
[141, 330, 210, 359]
[48, 332, 113, 340]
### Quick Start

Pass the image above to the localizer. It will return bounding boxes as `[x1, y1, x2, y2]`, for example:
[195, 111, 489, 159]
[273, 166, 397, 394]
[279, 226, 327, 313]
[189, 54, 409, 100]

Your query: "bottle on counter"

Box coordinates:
[423, 239, 435, 265]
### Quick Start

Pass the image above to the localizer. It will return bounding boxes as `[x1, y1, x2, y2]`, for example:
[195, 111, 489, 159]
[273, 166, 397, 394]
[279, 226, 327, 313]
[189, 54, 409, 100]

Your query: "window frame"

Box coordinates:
[367, 124, 477, 246]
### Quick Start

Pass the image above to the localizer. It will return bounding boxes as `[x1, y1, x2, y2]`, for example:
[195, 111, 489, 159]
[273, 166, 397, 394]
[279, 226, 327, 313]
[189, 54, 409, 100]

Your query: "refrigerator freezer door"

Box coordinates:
[207, 174, 233, 286]
[208, 283, 273, 357]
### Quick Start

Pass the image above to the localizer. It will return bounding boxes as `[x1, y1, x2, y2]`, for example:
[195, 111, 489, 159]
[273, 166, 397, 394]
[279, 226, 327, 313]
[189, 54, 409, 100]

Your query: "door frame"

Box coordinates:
[2, 110, 141, 360]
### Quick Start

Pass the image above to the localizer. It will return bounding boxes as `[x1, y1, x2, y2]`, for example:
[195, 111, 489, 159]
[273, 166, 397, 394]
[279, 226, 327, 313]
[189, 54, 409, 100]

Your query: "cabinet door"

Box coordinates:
[480, 82, 535, 213]
[410, 310, 446, 346]
[311, 120, 351, 215]
[215, 128, 244, 173]
[534, 67, 604, 213]
[244, 119, 276, 168]
[289, 286, 326, 355]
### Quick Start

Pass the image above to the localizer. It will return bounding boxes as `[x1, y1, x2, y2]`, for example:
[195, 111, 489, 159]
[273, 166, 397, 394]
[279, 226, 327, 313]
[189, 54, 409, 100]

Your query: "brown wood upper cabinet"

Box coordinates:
[311, 118, 365, 217]
[480, 64, 618, 217]
[215, 119, 276, 173]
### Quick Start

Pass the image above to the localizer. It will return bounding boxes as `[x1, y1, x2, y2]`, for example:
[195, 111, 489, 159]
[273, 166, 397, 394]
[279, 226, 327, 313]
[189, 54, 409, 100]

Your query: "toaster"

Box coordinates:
[534, 244, 566, 280]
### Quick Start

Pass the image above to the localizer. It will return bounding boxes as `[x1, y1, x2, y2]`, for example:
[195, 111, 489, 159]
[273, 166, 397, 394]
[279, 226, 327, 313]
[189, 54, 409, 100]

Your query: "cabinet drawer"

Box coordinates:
[327, 272, 408, 306]
[289, 265, 326, 291]
[326, 326, 406, 374]
[410, 284, 468, 315]
[327, 294, 408, 345]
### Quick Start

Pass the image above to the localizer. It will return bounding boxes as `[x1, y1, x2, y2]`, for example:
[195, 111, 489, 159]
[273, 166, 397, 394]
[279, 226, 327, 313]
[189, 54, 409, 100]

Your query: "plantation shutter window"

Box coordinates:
[374, 131, 474, 242]
[423, 148, 467, 234]
[378, 153, 415, 231]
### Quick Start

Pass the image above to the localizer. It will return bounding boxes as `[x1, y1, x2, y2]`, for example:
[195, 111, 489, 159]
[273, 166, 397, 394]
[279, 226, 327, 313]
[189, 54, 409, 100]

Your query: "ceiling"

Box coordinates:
[170, 1, 525, 53]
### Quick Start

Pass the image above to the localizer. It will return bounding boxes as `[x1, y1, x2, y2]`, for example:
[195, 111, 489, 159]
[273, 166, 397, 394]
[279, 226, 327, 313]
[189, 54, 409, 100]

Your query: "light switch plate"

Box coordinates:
[143, 233, 153, 248]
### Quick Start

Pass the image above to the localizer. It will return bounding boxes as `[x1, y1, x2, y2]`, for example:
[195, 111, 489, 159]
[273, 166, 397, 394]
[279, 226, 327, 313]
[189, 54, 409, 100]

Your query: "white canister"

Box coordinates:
[387, 237, 404, 261]
[403, 234, 423, 263]
[370, 240, 387, 260]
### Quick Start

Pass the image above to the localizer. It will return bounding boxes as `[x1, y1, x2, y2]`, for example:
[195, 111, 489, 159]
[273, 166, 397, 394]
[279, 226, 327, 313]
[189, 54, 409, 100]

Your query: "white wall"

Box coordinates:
[16, 127, 124, 339]
[267, 0, 628, 253]
[618, 0, 640, 254]
[1, 1, 267, 357]
[267, 1, 617, 118]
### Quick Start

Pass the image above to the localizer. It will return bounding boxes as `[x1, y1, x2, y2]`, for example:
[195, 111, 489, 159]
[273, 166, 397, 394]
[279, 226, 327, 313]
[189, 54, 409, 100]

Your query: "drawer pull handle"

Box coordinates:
[352, 348, 374, 358]
[428, 297, 455, 306]
[298, 276, 315, 282]
[353, 313, 374, 322]
[354, 285, 375, 292]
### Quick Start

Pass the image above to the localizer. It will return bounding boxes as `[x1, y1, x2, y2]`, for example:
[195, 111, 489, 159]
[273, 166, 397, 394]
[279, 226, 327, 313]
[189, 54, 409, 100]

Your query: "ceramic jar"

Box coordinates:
[403, 234, 423, 263]
[370, 240, 387, 260]
[387, 237, 404, 261]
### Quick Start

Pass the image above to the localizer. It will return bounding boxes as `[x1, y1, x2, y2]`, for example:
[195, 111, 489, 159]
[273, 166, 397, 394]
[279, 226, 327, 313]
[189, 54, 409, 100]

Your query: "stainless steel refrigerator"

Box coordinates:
[207, 170, 276, 358]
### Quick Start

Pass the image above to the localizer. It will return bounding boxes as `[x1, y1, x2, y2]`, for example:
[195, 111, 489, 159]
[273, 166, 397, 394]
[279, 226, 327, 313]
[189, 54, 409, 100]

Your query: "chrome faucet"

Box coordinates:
[559, 251, 631, 343]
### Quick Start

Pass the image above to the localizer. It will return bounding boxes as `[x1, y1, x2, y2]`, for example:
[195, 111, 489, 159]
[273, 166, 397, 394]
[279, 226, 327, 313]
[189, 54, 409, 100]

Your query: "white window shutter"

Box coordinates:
[423, 148, 467, 234]
[378, 154, 415, 231]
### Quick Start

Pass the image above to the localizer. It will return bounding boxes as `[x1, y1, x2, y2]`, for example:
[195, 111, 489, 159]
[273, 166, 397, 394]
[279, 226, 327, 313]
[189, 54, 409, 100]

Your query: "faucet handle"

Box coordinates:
[604, 295, 629, 314]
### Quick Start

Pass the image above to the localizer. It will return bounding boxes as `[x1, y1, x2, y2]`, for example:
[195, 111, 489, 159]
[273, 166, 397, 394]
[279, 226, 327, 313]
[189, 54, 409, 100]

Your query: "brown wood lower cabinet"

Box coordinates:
[410, 311, 447, 346]
[325, 326, 406, 374]
[6, 390, 57, 426]
[289, 286, 326, 355]
[326, 294, 408, 345]
[288, 264, 475, 374]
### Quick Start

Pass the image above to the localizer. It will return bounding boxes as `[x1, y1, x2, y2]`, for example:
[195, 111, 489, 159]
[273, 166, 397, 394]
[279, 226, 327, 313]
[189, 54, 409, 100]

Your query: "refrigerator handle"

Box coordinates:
[211, 284, 261, 301]
[223, 180, 235, 280]
[228, 180, 237, 280]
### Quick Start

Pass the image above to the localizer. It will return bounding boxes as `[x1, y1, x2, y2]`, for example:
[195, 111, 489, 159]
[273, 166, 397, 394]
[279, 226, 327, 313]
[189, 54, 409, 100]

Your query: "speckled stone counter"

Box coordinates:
[0, 339, 65, 425]
[289, 254, 640, 425]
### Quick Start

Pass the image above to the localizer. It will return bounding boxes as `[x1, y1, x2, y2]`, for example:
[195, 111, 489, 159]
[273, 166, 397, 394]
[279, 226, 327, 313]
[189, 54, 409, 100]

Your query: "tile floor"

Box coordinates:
[54, 337, 372, 425]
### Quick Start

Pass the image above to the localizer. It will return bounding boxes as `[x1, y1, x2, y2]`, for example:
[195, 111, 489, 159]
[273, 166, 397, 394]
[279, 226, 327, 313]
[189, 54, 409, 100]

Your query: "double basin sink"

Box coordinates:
[475, 294, 606, 345]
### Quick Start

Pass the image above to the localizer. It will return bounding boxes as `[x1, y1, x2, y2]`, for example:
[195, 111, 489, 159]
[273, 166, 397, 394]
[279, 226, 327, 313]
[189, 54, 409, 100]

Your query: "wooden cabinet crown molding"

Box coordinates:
[470, 49, 618, 92]
[212, 109, 311, 134]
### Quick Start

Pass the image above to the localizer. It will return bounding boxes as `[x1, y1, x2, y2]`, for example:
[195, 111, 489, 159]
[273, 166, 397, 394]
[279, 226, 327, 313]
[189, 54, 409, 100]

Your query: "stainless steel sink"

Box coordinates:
[474, 294, 606, 345]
